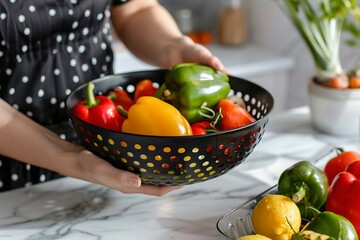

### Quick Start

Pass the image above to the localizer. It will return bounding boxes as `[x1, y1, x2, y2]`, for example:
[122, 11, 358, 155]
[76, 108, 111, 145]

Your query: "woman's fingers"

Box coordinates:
[78, 149, 181, 196]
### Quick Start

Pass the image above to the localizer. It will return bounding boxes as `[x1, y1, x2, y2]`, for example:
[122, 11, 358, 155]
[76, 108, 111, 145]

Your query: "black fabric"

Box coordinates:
[0, 0, 115, 192]
[112, 0, 130, 7]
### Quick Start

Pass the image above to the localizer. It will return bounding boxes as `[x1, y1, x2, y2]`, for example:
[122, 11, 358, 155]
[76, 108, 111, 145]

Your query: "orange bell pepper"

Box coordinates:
[121, 96, 193, 136]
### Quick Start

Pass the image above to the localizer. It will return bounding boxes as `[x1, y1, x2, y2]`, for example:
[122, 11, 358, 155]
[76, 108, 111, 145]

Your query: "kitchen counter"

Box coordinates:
[0, 106, 358, 240]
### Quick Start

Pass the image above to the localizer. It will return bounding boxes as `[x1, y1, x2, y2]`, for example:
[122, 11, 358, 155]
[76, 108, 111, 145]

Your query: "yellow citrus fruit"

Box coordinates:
[251, 194, 301, 240]
[236, 234, 272, 240]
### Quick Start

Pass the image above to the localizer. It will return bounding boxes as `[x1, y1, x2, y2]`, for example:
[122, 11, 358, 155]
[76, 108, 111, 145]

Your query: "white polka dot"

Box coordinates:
[70, 59, 77, 67]
[102, 27, 109, 35]
[105, 9, 111, 18]
[56, 35, 62, 42]
[29, 5, 36, 12]
[1, 40, 5, 46]
[11, 174, 18, 181]
[73, 75, 79, 83]
[91, 58, 97, 65]
[40, 174, 46, 182]
[81, 64, 89, 72]
[49, 9, 56, 16]
[9, 88, 15, 95]
[84, 10, 90, 17]
[25, 96, 33, 104]
[0, 13, 7, 20]
[68, 9, 74, 15]
[22, 45, 28, 52]
[72, 21, 78, 29]
[78, 45, 85, 53]
[93, 37, 98, 44]
[24, 28, 31, 35]
[68, 33, 75, 41]
[12, 104, 19, 109]
[6, 68, 12, 75]
[26, 164, 31, 170]
[0, 51, 3, 57]
[41, 75, 46, 82]
[97, 13, 104, 21]
[101, 42, 107, 50]
[50, 97, 57, 104]
[60, 134, 66, 140]
[16, 55, 22, 63]
[54, 68, 60, 76]
[22, 76, 29, 83]
[0, 181, 3, 188]
[38, 89, 44, 97]
[65, 89, 71, 95]
[60, 102, 65, 109]
[0, 160, 2, 167]
[82, 28, 89, 36]
[70, 0, 78, 4]
[26, 111, 33, 117]
[18, 15, 25, 22]
[105, 56, 111, 62]
[9, 0, 16, 3]
[100, 73, 106, 77]
[67, 46, 73, 53]
[102, 65, 107, 71]
[52, 49, 57, 54]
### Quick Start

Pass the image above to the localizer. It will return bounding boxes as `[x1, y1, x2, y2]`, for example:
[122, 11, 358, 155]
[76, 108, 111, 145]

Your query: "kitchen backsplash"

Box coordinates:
[160, 0, 360, 108]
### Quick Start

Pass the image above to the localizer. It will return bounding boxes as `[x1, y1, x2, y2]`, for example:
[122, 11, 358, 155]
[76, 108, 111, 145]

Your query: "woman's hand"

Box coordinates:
[0, 99, 180, 196]
[75, 149, 182, 196]
[161, 35, 228, 73]
[111, 0, 228, 73]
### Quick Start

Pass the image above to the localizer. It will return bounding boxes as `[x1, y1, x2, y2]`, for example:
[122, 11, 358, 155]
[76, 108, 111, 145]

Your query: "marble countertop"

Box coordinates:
[0, 107, 359, 240]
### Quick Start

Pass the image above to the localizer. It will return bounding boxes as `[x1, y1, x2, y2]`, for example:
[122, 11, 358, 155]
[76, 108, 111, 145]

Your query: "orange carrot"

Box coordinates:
[349, 75, 360, 89]
[323, 76, 349, 89]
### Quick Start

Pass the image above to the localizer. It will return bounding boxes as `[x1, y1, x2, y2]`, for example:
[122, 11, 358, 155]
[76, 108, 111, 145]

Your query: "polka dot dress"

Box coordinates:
[0, 0, 129, 192]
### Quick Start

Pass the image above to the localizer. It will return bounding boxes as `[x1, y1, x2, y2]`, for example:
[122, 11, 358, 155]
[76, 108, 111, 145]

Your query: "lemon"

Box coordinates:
[236, 234, 272, 240]
[251, 194, 301, 240]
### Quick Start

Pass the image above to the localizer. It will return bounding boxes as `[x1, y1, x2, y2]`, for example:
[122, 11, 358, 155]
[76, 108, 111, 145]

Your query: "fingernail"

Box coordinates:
[129, 177, 141, 188]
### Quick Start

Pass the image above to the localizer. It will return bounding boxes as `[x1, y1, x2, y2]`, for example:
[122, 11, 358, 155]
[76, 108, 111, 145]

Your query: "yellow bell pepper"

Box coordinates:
[121, 96, 193, 136]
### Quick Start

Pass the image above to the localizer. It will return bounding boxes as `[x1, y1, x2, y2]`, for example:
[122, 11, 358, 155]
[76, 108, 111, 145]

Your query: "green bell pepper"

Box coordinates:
[278, 161, 329, 219]
[303, 211, 359, 240]
[156, 63, 230, 123]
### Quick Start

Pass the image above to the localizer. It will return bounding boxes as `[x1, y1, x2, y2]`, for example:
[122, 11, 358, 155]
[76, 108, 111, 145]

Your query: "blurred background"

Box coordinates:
[112, 0, 360, 113]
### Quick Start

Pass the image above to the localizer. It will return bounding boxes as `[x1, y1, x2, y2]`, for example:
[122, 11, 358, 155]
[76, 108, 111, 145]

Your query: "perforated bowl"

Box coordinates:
[65, 69, 274, 185]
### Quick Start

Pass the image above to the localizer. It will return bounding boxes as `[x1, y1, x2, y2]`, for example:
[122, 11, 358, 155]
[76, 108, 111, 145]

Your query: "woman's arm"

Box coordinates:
[110, 0, 227, 72]
[0, 99, 179, 195]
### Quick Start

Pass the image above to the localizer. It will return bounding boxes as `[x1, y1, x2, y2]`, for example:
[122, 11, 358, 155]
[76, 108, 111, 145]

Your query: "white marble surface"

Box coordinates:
[0, 107, 359, 240]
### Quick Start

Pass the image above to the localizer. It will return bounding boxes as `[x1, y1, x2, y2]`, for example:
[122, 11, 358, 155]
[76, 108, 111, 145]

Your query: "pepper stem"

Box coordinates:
[117, 105, 128, 118]
[291, 182, 309, 203]
[85, 82, 100, 108]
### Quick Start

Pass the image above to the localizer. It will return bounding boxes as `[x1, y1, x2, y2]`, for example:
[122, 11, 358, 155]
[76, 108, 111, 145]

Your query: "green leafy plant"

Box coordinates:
[274, 0, 357, 88]
[343, 7, 360, 78]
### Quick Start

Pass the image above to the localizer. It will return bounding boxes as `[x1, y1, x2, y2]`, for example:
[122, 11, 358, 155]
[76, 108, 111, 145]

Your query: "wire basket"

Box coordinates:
[65, 69, 274, 186]
[216, 147, 338, 239]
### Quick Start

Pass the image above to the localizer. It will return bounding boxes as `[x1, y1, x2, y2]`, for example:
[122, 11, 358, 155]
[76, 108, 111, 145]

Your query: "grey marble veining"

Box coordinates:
[0, 107, 359, 240]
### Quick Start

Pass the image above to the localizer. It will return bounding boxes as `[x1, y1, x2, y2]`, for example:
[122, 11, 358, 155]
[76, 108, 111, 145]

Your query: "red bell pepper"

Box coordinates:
[133, 79, 158, 102]
[72, 82, 124, 131]
[108, 88, 134, 110]
[326, 160, 360, 236]
[191, 121, 216, 135]
[215, 99, 256, 131]
[324, 148, 360, 185]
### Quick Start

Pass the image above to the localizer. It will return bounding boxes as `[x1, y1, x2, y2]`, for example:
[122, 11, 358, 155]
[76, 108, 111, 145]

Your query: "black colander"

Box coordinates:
[65, 69, 274, 185]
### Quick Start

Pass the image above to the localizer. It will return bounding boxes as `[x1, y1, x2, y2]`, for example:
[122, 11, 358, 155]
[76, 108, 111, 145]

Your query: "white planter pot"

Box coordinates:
[308, 79, 360, 136]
